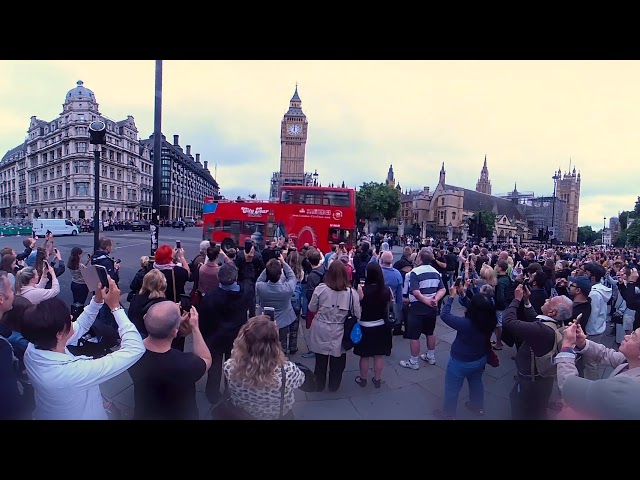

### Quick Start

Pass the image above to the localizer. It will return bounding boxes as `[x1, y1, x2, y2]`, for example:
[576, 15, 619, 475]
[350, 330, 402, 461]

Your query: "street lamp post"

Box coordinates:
[64, 175, 69, 219]
[603, 216, 607, 246]
[312, 169, 319, 186]
[151, 60, 163, 258]
[551, 169, 561, 242]
[89, 121, 107, 253]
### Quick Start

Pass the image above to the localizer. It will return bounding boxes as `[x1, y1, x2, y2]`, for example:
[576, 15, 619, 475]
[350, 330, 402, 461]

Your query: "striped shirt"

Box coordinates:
[406, 264, 444, 314]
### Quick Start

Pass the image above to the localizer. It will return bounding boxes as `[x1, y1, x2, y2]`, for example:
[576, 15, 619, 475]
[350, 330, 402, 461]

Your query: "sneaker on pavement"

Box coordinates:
[419, 353, 436, 365]
[399, 360, 419, 370]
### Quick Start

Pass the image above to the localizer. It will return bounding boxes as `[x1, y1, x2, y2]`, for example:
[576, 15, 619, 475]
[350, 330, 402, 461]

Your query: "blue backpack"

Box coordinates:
[291, 281, 303, 314]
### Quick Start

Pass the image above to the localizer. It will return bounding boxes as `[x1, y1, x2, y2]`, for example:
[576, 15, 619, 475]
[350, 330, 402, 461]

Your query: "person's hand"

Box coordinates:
[114, 261, 121, 271]
[630, 268, 639, 283]
[562, 322, 577, 349]
[522, 284, 531, 303]
[514, 283, 524, 301]
[449, 285, 458, 298]
[575, 322, 587, 349]
[55, 250, 62, 261]
[427, 296, 438, 308]
[100, 276, 121, 310]
[187, 306, 199, 330]
[30, 238, 37, 248]
[278, 253, 285, 264]
[94, 282, 104, 303]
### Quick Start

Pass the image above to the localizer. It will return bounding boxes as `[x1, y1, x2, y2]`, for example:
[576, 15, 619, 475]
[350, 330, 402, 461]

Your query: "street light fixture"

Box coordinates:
[551, 169, 561, 242]
[89, 120, 107, 253]
[312, 169, 319, 186]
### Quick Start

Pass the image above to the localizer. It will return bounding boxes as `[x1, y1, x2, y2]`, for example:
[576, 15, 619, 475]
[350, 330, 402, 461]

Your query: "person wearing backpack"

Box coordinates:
[503, 284, 574, 420]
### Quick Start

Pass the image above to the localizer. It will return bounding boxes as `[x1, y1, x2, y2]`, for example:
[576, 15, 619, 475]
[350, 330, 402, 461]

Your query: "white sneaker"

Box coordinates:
[420, 353, 436, 365]
[399, 360, 419, 370]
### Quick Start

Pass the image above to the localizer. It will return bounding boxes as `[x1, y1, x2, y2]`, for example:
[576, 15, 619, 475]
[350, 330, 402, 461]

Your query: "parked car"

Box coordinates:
[183, 216, 196, 227]
[130, 220, 150, 232]
[195, 219, 204, 227]
[172, 220, 186, 229]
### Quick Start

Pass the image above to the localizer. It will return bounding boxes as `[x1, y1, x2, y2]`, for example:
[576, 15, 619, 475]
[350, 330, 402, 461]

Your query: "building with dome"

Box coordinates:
[0, 80, 218, 222]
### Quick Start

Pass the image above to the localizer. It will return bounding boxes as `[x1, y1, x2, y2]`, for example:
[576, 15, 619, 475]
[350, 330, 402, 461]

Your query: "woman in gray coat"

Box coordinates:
[308, 260, 361, 392]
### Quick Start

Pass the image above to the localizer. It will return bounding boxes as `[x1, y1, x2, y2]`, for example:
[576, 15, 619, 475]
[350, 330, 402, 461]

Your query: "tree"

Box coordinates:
[619, 211, 629, 230]
[477, 210, 497, 237]
[356, 182, 401, 224]
[633, 196, 640, 218]
[626, 219, 640, 246]
[577, 225, 599, 245]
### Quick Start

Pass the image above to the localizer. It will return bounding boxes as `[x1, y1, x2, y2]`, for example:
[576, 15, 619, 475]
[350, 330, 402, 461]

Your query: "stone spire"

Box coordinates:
[475, 154, 492, 195]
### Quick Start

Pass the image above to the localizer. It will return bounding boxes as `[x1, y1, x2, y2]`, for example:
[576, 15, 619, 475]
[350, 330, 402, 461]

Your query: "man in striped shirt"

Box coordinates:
[400, 249, 446, 369]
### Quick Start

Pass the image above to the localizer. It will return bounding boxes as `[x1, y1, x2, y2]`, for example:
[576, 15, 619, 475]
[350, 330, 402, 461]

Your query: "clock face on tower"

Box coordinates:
[287, 123, 302, 136]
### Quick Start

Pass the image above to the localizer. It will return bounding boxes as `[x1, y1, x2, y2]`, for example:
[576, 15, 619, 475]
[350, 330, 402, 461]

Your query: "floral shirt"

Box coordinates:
[223, 359, 305, 419]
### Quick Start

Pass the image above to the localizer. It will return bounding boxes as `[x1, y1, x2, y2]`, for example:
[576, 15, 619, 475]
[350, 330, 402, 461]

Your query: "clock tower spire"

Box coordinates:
[275, 84, 308, 198]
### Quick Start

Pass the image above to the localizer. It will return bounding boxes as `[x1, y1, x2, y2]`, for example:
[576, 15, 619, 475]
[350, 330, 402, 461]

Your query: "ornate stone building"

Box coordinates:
[397, 157, 582, 243]
[269, 85, 315, 201]
[0, 80, 217, 222]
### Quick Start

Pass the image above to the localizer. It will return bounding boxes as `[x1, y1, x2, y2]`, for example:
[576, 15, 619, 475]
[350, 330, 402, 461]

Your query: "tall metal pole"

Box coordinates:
[150, 60, 162, 257]
[93, 148, 100, 253]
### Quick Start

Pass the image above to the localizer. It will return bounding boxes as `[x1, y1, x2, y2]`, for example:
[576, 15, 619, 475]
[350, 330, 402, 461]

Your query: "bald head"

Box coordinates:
[144, 301, 181, 339]
[498, 251, 509, 261]
[381, 251, 393, 266]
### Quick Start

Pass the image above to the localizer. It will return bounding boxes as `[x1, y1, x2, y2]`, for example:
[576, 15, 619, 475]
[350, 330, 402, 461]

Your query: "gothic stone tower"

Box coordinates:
[279, 85, 308, 187]
[475, 154, 491, 195]
[385, 164, 396, 188]
[555, 166, 581, 243]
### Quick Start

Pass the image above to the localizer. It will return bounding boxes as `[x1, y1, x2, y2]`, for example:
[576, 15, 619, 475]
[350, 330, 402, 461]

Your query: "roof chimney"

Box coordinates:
[195, 153, 200, 163]
[203, 160, 208, 170]
[173, 135, 179, 146]
[186, 145, 191, 156]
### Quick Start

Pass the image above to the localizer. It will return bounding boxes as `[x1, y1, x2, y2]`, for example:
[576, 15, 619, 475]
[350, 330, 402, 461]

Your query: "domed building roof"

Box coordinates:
[65, 80, 96, 102]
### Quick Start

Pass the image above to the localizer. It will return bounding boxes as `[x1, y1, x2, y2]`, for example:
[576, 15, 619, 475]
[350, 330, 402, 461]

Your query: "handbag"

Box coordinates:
[211, 365, 287, 420]
[384, 287, 401, 328]
[342, 289, 360, 351]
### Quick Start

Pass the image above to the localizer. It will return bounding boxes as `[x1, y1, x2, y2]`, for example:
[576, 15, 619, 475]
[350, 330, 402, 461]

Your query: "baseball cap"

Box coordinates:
[567, 275, 592, 294]
[562, 375, 640, 420]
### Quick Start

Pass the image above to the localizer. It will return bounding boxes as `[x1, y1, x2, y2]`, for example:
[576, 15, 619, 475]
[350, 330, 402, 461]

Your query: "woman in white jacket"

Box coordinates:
[15, 265, 60, 305]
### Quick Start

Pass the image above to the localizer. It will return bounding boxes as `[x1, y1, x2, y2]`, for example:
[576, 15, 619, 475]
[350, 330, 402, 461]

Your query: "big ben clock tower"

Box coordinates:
[279, 84, 308, 189]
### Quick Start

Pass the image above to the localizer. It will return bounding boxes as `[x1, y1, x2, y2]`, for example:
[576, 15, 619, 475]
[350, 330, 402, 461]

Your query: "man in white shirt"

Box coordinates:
[22, 276, 145, 420]
[582, 263, 612, 380]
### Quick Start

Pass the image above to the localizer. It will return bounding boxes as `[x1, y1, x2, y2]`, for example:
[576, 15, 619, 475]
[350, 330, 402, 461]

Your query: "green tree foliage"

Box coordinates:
[356, 182, 401, 223]
[619, 211, 629, 230]
[633, 196, 640, 218]
[577, 225, 599, 245]
[478, 210, 497, 237]
[626, 219, 640, 246]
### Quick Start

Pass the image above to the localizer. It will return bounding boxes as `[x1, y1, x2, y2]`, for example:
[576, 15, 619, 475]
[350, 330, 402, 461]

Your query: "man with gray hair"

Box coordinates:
[503, 284, 574, 419]
[128, 301, 211, 420]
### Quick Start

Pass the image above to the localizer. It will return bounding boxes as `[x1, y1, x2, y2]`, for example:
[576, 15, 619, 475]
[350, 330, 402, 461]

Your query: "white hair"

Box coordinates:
[199, 240, 210, 254]
[553, 295, 573, 322]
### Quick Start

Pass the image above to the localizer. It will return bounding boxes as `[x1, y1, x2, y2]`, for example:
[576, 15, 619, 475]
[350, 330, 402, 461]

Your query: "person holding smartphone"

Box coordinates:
[15, 264, 60, 305]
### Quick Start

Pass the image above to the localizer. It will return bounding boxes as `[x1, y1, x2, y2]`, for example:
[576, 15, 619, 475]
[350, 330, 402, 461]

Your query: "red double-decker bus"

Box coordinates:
[202, 185, 356, 254]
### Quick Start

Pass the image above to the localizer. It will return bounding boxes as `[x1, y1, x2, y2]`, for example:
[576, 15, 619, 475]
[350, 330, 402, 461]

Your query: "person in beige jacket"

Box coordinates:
[308, 260, 361, 392]
[15, 265, 60, 305]
[555, 321, 640, 393]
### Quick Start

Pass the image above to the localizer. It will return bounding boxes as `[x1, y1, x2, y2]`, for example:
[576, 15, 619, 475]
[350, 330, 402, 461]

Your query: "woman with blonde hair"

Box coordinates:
[127, 269, 167, 337]
[219, 315, 305, 419]
[15, 265, 60, 305]
[128, 255, 151, 302]
[308, 260, 361, 392]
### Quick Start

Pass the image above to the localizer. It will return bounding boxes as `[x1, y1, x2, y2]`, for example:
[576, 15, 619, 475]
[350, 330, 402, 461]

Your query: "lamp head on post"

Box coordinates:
[312, 169, 319, 186]
[88, 121, 107, 145]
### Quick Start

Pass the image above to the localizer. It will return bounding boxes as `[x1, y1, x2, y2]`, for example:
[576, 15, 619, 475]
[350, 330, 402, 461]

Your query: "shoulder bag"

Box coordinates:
[384, 287, 401, 328]
[342, 289, 361, 350]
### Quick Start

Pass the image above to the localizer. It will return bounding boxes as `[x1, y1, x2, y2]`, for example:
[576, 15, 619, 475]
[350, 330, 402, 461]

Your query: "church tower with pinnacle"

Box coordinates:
[475, 154, 491, 195]
[385, 164, 396, 188]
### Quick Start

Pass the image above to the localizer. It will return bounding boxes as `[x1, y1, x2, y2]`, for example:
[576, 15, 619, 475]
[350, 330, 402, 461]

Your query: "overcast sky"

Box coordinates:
[0, 60, 637, 229]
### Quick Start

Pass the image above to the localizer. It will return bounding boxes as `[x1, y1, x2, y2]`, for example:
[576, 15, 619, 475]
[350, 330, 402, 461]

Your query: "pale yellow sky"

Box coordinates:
[1, 60, 637, 229]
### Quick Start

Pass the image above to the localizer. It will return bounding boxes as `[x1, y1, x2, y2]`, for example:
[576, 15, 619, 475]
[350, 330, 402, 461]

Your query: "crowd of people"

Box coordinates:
[1, 229, 640, 420]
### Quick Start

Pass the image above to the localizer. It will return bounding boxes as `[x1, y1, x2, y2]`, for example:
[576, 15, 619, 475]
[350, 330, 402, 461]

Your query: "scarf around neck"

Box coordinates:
[154, 262, 178, 271]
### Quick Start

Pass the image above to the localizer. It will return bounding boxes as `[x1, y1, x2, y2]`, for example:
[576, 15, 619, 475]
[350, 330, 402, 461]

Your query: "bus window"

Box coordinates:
[214, 220, 222, 230]
[281, 190, 293, 203]
[229, 221, 241, 234]
[328, 228, 352, 244]
[242, 221, 265, 236]
[322, 190, 351, 206]
[303, 192, 322, 205]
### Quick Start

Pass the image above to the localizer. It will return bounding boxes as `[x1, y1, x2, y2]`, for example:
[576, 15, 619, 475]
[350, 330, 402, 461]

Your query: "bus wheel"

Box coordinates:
[221, 238, 235, 253]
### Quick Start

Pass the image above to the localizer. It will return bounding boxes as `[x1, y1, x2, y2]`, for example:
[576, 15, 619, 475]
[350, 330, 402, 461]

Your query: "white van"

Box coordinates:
[32, 219, 79, 236]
